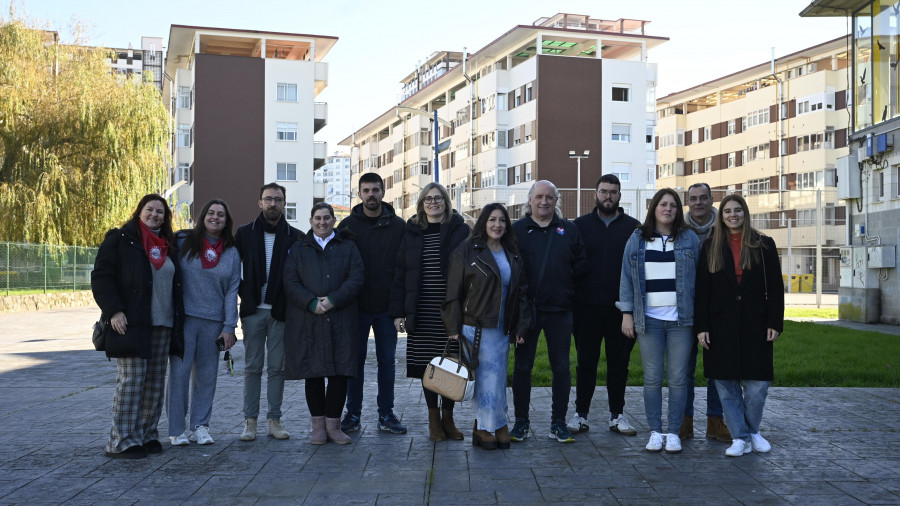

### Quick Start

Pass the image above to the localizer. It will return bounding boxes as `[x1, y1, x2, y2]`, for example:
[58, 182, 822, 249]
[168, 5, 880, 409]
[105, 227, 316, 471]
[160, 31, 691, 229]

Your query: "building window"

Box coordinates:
[748, 143, 768, 161]
[703, 126, 711, 140]
[514, 166, 521, 184]
[704, 157, 712, 172]
[525, 84, 533, 102]
[745, 108, 770, 129]
[284, 202, 297, 221]
[874, 170, 885, 200]
[177, 86, 192, 109]
[524, 162, 533, 182]
[611, 123, 631, 143]
[727, 120, 735, 136]
[177, 124, 191, 147]
[277, 162, 297, 181]
[514, 89, 522, 107]
[691, 160, 699, 175]
[646, 126, 654, 144]
[612, 86, 630, 102]
[175, 162, 190, 183]
[276, 122, 298, 141]
[277, 83, 298, 102]
[747, 178, 770, 195]
[611, 162, 630, 182]
[797, 209, 817, 226]
[727, 152, 735, 168]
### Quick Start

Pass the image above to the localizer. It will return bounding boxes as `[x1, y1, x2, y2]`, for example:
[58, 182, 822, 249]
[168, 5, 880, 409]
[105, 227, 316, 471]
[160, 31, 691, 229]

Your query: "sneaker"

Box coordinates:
[509, 418, 530, 442]
[567, 414, 589, 434]
[665, 433, 682, 454]
[549, 419, 575, 443]
[341, 413, 361, 433]
[240, 419, 257, 442]
[377, 413, 407, 434]
[750, 432, 771, 453]
[268, 418, 290, 440]
[609, 414, 638, 436]
[645, 431, 664, 452]
[191, 426, 214, 445]
[169, 432, 190, 446]
[725, 439, 752, 457]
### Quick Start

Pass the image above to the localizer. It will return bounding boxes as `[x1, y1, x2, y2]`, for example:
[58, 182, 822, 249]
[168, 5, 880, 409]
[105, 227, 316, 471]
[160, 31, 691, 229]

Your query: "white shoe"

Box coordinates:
[567, 414, 589, 434]
[645, 431, 664, 452]
[725, 439, 752, 457]
[190, 426, 214, 445]
[750, 432, 771, 453]
[169, 432, 190, 446]
[609, 414, 638, 436]
[665, 433, 682, 454]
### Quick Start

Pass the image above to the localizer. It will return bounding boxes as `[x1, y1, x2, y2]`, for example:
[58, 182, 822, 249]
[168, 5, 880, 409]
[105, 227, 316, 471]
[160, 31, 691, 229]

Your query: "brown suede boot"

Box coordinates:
[495, 425, 511, 449]
[428, 408, 447, 441]
[441, 407, 464, 440]
[310, 416, 326, 445]
[325, 417, 351, 444]
[707, 416, 732, 443]
[472, 420, 497, 450]
[679, 415, 694, 439]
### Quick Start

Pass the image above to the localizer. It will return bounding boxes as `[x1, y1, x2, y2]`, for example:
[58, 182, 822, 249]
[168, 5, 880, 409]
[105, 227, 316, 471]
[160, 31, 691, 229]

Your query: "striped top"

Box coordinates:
[258, 231, 275, 309]
[644, 234, 678, 321]
[407, 223, 455, 375]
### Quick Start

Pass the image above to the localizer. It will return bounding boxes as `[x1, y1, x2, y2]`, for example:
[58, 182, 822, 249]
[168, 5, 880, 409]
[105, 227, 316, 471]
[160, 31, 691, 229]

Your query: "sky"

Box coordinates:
[17, 0, 848, 152]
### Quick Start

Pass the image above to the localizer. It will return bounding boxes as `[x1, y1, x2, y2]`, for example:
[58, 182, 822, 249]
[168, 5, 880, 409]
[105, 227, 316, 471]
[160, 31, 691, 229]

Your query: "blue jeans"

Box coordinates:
[637, 317, 693, 434]
[168, 316, 222, 435]
[714, 379, 770, 441]
[686, 339, 723, 417]
[241, 309, 285, 420]
[345, 310, 397, 418]
[513, 310, 572, 422]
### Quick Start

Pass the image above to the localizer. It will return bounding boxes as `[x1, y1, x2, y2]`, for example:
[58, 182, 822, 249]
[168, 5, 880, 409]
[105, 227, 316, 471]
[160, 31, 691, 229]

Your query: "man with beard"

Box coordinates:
[337, 173, 407, 435]
[568, 174, 641, 436]
[234, 183, 303, 441]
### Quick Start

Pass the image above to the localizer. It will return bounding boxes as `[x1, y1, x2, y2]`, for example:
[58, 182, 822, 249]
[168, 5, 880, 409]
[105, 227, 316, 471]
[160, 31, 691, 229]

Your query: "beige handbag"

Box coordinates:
[422, 333, 479, 402]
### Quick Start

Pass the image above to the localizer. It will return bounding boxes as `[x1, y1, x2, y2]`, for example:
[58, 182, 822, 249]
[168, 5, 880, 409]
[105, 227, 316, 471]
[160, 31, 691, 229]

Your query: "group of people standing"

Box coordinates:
[91, 171, 782, 460]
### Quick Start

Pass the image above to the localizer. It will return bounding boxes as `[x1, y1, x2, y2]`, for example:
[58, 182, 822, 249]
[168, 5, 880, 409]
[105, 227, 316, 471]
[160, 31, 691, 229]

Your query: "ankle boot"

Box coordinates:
[310, 416, 326, 445]
[441, 407, 464, 440]
[495, 425, 511, 449]
[707, 416, 732, 443]
[325, 417, 351, 444]
[428, 408, 447, 441]
[472, 420, 497, 450]
[679, 415, 694, 439]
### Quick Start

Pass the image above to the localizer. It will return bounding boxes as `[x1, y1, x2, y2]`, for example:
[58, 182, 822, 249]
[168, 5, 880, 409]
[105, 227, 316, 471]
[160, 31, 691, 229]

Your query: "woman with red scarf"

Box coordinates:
[92, 194, 184, 459]
[167, 199, 240, 446]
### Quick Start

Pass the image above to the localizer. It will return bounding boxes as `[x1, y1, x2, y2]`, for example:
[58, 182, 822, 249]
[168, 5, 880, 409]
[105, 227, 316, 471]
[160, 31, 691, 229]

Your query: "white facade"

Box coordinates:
[314, 153, 352, 207]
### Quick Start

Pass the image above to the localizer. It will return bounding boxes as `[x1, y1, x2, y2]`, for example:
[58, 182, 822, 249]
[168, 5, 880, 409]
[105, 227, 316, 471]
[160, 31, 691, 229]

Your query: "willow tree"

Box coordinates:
[0, 16, 170, 246]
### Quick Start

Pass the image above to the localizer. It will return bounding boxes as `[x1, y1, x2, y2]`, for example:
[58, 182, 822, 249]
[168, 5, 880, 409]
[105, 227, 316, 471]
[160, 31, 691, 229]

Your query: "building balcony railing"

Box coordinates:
[314, 141, 327, 169]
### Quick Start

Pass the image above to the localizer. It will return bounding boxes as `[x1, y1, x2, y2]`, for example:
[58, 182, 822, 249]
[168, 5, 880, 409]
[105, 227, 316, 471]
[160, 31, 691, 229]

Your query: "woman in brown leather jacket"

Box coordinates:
[443, 203, 531, 450]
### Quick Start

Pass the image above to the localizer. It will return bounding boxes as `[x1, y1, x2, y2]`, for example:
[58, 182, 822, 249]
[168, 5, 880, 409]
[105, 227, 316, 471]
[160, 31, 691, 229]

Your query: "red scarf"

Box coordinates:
[139, 220, 169, 270]
[200, 236, 225, 269]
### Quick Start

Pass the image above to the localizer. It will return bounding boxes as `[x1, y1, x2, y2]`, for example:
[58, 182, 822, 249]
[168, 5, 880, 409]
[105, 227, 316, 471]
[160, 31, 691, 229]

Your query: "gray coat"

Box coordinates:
[283, 229, 364, 380]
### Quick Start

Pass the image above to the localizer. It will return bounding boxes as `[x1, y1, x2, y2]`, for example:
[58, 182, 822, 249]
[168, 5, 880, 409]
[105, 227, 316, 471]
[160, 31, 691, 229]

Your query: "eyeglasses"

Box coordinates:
[597, 189, 619, 196]
[423, 196, 444, 204]
[262, 197, 285, 204]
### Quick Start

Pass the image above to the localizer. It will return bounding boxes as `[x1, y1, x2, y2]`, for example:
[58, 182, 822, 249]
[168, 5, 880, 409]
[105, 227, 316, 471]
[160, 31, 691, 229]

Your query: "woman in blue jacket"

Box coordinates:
[618, 188, 699, 455]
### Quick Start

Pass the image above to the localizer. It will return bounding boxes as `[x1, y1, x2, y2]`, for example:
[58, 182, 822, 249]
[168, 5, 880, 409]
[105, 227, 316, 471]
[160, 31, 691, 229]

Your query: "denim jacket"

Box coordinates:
[616, 228, 700, 334]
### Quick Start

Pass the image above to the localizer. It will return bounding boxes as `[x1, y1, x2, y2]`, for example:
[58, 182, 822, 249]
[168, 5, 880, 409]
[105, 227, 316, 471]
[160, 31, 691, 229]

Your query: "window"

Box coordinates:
[797, 209, 817, 226]
[676, 129, 685, 145]
[646, 126, 654, 144]
[727, 120, 735, 136]
[611, 123, 631, 143]
[497, 166, 507, 186]
[277, 162, 297, 181]
[611, 162, 630, 182]
[894, 165, 900, 199]
[745, 108, 769, 129]
[276, 122, 298, 141]
[612, 86, 630, 102]
[175, 163, 190, 183]
[496, 93, 507, 111]
[798, 100, 810, 115]
[177, 124, 191, 147]
[284, 202, 297, 221]
[703, 126, 711, 140]
[177, 86, 192, 109]
[874, 170, 885, 200]
[277, 83, 298, 102]
[704, 157, 712, 173]
[691, 160, 699, 175]
[524, 162, 533, 182]
[747, 143, 768, 161]
[727, 152, 735, 168]
[514, 89, 522, 107]
[659, 163, 676, 178]
[525, 84, 533, 102]
[751, 213, 768, 229]
[747, 178, 770, 195]
[514, 166, 521, 184]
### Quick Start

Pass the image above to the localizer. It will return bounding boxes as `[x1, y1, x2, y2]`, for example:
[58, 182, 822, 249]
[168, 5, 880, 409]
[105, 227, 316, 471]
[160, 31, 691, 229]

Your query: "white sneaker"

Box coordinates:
[190, 426, 214, 445]
[609, 414, 638, 436]
[665, 433, 682, 454]
[725, 439, 752, 457]
[750, 432, 771, 453]
[567, 414, 589, 434]
[645, 431, 664, 452]
[169, 432, 190, 446]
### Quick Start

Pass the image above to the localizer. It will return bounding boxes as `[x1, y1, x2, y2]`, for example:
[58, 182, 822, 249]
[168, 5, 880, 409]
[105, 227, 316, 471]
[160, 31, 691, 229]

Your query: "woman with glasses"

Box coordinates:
[390, 183, 470, 441]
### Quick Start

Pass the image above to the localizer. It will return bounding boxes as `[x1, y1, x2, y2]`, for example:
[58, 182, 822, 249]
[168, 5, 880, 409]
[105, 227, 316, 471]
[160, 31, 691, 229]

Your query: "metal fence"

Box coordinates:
[0, 242, 98, 295]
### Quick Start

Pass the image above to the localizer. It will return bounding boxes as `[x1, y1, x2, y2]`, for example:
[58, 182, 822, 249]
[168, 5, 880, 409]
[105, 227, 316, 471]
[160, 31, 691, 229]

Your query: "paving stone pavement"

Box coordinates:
[0, 306, 898, 505]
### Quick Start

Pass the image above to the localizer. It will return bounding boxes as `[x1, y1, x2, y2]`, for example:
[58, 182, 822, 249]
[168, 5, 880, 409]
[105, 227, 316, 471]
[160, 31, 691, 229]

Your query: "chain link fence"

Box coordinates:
[0, 242, 98, 295]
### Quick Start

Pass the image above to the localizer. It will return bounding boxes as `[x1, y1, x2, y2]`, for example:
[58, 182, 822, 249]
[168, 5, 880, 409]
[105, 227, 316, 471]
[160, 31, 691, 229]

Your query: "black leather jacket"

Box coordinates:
[442, 238, 531, 341]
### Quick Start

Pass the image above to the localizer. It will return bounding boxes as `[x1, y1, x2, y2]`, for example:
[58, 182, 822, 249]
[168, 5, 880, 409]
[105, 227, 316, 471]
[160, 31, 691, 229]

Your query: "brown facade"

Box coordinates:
[194, 54, 266, 226]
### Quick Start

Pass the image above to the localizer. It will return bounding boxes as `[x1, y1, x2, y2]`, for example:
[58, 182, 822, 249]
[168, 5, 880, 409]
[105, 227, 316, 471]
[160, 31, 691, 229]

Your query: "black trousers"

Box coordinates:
[512, 310, 573, 422]
[305, 376, 349, 418]
[572, 305, 636, 417]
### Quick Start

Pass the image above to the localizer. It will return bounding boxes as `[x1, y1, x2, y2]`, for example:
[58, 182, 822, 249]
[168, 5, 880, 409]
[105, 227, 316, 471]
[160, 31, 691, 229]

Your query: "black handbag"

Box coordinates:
[91, 317, 112, 351]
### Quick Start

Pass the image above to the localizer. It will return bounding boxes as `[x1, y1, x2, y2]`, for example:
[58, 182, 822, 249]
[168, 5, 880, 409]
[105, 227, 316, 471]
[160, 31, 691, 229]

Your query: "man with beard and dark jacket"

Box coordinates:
[510, 180, 589, 444]
[234, 182, 303, 442]
[336, 172, 408, 434]
[568, 174, 641, 437]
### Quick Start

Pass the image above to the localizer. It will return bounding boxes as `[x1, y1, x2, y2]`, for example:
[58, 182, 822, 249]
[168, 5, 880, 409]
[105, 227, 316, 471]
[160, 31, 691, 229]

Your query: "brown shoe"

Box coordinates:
[325, 417, 351, 444]
[310, 416, 326, 445]
[441, 407, 464, 440]
[679, 415, 694, 439]
[495, 425, 511, 449]
[472, 420, 497, 450]
[707, 416, 732, 443]
[428, 408, 447, 441]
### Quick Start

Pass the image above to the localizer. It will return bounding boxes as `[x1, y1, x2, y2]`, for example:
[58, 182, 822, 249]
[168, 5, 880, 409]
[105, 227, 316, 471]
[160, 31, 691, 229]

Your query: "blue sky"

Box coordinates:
[18, 0, 846, 151]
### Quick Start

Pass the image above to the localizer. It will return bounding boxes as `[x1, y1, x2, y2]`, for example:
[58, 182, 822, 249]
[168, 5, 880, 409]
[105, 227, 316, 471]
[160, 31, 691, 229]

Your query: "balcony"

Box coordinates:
[314, 102, 327, 133]
[314, 62, 328, 96]
[314, 141, 327, 169]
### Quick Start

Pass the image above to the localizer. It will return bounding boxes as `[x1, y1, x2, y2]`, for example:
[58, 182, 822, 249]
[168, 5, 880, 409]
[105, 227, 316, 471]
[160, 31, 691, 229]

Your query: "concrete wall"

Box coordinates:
[0, 292, 97, 314]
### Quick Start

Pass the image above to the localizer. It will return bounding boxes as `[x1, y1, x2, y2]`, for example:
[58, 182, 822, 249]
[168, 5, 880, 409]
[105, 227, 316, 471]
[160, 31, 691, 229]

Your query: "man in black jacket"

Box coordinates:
[234, 183, 303, 442]
[569, 174, 641, 437]
[336, 173, 407, 434]
[511, 180, 589, 443]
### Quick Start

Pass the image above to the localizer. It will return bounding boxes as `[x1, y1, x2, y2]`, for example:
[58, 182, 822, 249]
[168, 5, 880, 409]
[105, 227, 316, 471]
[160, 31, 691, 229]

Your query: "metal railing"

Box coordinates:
[0, 242, 98, 295]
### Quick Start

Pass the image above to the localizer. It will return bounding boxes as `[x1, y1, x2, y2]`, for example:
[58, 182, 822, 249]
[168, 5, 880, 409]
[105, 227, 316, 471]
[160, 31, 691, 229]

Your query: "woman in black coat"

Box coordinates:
[283, 203, 364, 445]
[695, 194, 784, 458]
[91, 194, 184, 459]
[389, 182, 470, 441]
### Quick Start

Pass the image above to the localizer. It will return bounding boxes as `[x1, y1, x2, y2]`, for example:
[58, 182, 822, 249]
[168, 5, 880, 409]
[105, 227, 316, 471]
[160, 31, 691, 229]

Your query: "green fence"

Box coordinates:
[0, 242, 98, 295]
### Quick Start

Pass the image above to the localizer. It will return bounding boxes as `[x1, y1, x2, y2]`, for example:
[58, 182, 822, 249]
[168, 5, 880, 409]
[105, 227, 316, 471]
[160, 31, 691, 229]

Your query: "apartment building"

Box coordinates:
[340, 13, 666, 220]
[655, 37, 851, 292]
[313, 152, 353, 207]
[164, 25, 336, 226]
[104, 37, 165, 93]
[802, 2, 900, 324]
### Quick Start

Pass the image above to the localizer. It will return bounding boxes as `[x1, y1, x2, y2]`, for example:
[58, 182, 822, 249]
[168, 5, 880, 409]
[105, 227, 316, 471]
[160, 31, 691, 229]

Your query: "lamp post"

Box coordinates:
[568, 149, 590, 216]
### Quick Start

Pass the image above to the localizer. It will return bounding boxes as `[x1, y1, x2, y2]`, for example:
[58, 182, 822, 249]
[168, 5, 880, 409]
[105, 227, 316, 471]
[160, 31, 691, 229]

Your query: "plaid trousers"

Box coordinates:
[106, 326, 171, 453]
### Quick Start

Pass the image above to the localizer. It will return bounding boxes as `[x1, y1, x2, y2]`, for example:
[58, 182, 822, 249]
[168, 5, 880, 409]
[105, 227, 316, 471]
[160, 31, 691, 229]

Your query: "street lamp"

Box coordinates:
[569, 149, 590, 216]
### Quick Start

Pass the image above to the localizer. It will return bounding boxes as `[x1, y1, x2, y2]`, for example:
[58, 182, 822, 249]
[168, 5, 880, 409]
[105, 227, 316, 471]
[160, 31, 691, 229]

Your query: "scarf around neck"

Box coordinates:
[201, 235, 225, 269]
[138, 220, 168, 270]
